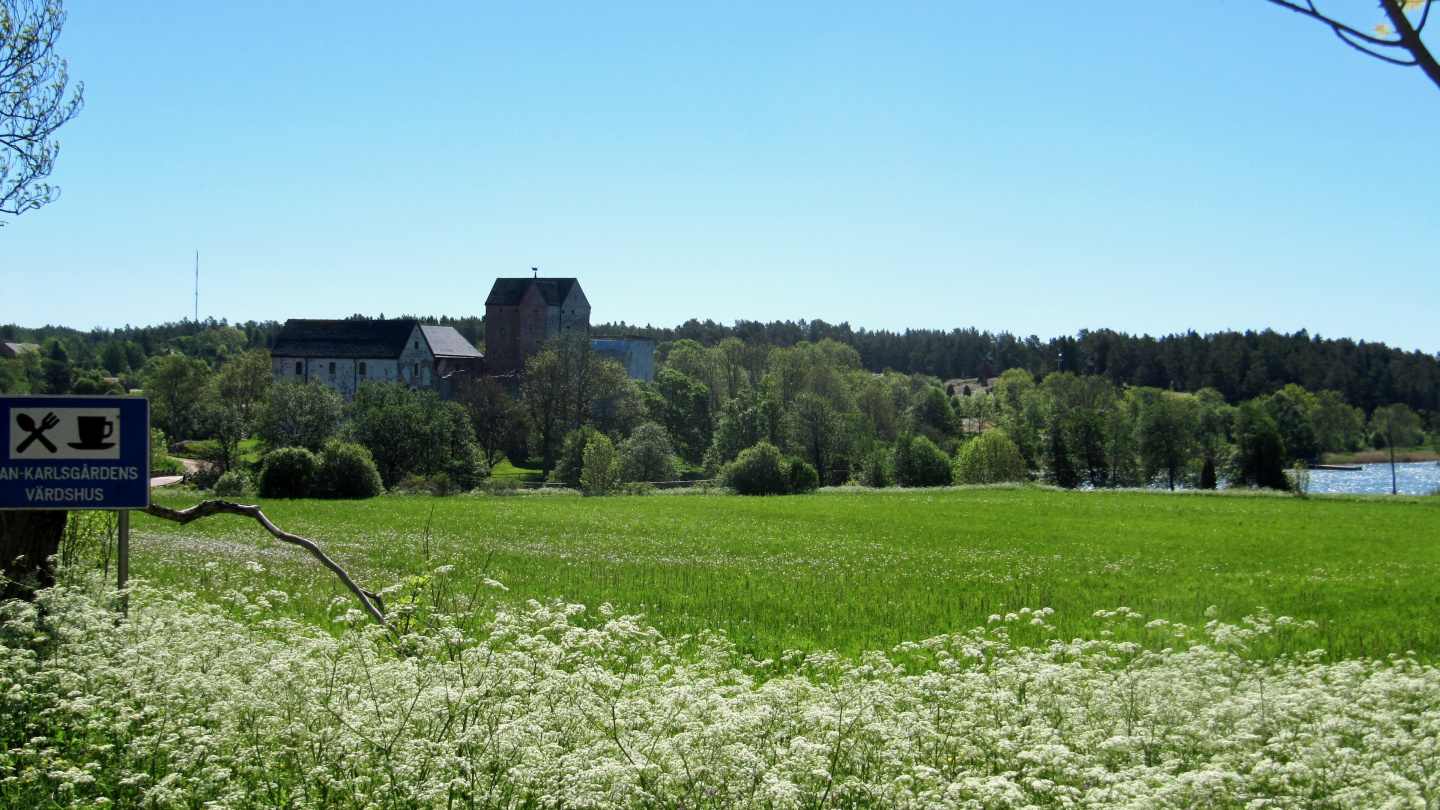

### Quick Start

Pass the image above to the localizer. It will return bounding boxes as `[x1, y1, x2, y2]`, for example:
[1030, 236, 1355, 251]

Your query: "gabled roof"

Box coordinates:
[271, 319, 420, 359]
[421, 325, 482, 358]
[485, 278, 582, 307]
[2, 342, 38, 358]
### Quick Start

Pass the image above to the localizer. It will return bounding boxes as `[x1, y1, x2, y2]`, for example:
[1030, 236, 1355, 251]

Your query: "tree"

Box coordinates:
[0, 0, 84, 602]
[520, 347, 569, 476]
[1311, 390, 1365, 453]
[952, 429, 1029, 486]
[550, 426, 602, 487]
[651, 368, 712, 465]
[1137, 392, 1199, 490]
[0, 0, 83, 220]
[704, 381, 784, 472]
[719, 442, 790, 495]
[580, 434, 621, 496]
[890, 433, 953, 487]
[1263, 385, 1321, 465]
[346, 382, 481, 489]
[1046, 416, 1079, 489]
[1232, 401, 1289, 490]
[618, 422, 680, 483]
[452, 375, 523, 467]
[1262, 0, 1440, 92]
[145, 353, 210, 441]
[212, 348, 272, 431]
[1370, 403, 1424, 494]
[785, 391, 855, 486]
[255, 380, 343, 452]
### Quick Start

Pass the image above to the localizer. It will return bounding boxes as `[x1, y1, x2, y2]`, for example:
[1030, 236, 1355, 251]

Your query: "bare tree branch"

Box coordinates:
[1261, 0, 1440, 90]
[142, 499, 396, 636]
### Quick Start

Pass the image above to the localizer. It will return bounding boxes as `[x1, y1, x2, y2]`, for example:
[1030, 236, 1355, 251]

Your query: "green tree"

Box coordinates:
[1232, 401, 1289, 490]
[1046, 415, 1079, 488]
[1137, 391, 1199, 490]
[145, 353, 210, 440]
[1263, 385, 1321, 465]
[255, 380, 343, 452]
[0, 0, 84, 220]
[212, 347, 272, 431]
[784, 391, 855, 486]
[890, 433, 952, 488]
[719, 442, 790, 495]
[651, 368, 712, 465]
[704, 381, 784, 472]
[1370, 403, 1424, 495]
[618, 422, 680, 483]
[1311, 390, 1365, 453]
[520, 347, 570, 475]
[550, 426, 602, 487]
[346, 382, 480, 489]
[580, 434, 621, 496]
[952, 429, 1029, 485]
[39, 337, 71, 393]
[452, 375, 524, 467]
[908, 386, 957, 441]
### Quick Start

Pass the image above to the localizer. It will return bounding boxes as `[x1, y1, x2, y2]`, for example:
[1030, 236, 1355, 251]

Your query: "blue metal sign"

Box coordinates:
[1, 396, 150, 510]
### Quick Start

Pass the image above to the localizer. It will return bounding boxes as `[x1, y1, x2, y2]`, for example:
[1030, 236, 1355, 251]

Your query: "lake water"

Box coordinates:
[1302, 462, 1440, 496]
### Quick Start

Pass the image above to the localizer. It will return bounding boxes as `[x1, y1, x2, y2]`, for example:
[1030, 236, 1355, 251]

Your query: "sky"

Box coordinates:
[0, 1, 1436, 352]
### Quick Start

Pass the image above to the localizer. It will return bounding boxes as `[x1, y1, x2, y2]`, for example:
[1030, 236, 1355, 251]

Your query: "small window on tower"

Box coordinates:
[329, 362, 336, 375]
[359, 362, 367, 376]
[413, 362, 419, 376]
[295, 361, 302, 375]
[414, 341, 418, 349]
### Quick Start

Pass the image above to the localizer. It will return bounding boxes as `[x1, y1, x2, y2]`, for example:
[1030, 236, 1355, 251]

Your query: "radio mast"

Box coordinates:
[194, 251, 199, 323]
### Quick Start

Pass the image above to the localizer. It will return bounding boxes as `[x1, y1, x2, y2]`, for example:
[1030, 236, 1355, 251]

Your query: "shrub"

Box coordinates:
[719, 442, 789, 495]
[315, 441, 384, 499]
[259, 446, 318, 498]
[186, 463, 224, 491]
[855, 448, 892, 488]
[551, 427, 602, 487]
[891, 433, 953, 487]
[952, 429, 1029, 485]
[580, 435, 621, 496]
[787, 457, 819, 494]
[619, 422, 681, 483]
[212, 470, 252, 498]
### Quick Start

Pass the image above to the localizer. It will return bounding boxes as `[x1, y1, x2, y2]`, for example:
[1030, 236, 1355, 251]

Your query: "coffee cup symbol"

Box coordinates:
[69, 415, 116, 450]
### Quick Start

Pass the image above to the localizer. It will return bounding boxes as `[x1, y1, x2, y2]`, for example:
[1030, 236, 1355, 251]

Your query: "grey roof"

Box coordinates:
[271, 319, 419, 359]
[2, 342, 38, 357]
[421, 325, 482, 358]
[485, 278, 581, 307]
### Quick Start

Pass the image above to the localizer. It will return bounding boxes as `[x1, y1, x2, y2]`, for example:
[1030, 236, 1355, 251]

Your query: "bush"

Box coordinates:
[855, 448, 892, 488]
[787, 457, 819, 494]
[580, 434, 621, 496]
[185, 463, 224, 491]
[259, 446, 318, 498]
[619, 422, 681, 483]
[719, 442, 790, 496]
[315, 441, 384, 499]
[551, 427, 602, 487]
[952, 429, 1029, 485]
[212, 470, 252, 498]
[891, 434, 953, 487]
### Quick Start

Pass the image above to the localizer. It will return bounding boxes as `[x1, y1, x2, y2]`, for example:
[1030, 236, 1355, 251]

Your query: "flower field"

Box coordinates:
[3, 486, 1439, 807]
[2, 581, 1438, 808]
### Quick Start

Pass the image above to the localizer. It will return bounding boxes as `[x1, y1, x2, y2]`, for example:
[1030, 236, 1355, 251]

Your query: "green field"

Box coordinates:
[133, 486, 1440, 661]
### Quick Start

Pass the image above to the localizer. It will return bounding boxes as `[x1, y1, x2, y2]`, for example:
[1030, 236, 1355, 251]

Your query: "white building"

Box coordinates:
[270, 318, 482, 400]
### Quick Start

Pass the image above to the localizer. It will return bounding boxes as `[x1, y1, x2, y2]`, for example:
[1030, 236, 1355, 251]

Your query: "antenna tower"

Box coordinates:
[194, 251, 199, 323]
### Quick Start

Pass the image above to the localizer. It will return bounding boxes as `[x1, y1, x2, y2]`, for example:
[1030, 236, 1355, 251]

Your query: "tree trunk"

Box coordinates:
[0, 510, 68, 601]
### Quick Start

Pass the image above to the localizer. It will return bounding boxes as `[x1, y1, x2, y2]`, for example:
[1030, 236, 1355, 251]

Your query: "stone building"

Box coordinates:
[270, 318, 482, 400]
[484, 278, 590, 375]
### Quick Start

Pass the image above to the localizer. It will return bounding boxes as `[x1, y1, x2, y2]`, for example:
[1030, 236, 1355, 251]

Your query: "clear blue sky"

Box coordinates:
[1, 1, 1436, 352]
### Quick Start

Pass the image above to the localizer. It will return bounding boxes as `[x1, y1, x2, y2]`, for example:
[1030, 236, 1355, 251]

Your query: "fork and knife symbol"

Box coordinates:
[16, 412, 59, 453]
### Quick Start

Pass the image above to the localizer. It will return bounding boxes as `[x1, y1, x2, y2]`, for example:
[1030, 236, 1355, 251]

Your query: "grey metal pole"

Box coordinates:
[117, 509, 129, 613]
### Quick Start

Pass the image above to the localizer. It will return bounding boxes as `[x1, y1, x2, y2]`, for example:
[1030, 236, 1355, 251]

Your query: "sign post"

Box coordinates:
[1, 396, 150, 603]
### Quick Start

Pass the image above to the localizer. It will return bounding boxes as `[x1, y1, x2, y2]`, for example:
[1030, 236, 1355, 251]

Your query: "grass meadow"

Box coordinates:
[133, 485, 1440, 662]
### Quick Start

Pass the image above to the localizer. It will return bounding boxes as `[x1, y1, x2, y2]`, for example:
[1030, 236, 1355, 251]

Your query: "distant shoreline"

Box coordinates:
[1323, 449, 1440, 464]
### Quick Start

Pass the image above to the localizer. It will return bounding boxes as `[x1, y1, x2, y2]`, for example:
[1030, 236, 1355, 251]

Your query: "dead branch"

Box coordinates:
[142, 500, 395, 635]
